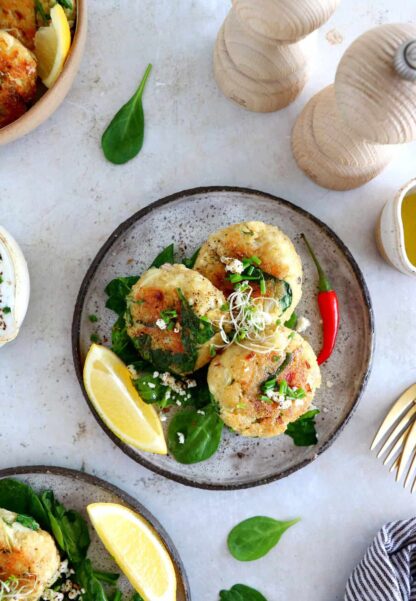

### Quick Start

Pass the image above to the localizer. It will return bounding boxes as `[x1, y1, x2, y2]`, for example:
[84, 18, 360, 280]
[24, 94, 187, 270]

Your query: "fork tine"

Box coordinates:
[384, 423, 413, 465]
[371, 384, 416, 450]
[377, 404, 416, 458]
[390, 455, 400, 473]
[404, 449, 416, 488]
[397, 419, 416, 482]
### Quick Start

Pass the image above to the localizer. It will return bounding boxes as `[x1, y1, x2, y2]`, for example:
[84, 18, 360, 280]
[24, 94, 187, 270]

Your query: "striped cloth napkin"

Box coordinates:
[345, 519, 416, 601]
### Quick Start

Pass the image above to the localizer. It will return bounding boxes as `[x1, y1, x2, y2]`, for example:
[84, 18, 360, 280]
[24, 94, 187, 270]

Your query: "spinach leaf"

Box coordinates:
[132, 333, 195, 375]
[41, 491, 90, 564]
[178, 288, 214, 346]
[284, 312, 298, 329]
[0, 479, 48, 528]
[285, 409, 320, 446]
[105, 276, 139, 316]
[182, 247, 200, 269]
[150, 243, 175, 268]
[219, 584, 268, 601]
[168, 405, 223, 464]
[102, 64, 152, 165]
[75, 559, 115, 601]
[133, 367, 210, 409]
[227, 516, 300, 561]
[273, 279, 292, 312]
[111, 316, 138, 364]
[16, 514, 39, 530]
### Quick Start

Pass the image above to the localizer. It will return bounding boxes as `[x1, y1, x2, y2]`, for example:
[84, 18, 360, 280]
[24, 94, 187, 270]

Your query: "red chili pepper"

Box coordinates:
[301, 234, 340, 365]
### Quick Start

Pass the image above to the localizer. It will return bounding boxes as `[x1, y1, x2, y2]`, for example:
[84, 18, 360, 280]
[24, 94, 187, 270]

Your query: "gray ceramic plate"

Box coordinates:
[0, 466, 191, 600]
[72, 187, 374, 490]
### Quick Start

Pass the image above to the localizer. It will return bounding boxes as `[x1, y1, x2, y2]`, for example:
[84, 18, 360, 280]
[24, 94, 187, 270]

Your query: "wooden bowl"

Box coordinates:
[0, 0, 87, 146]
[376, 178, 416, 276]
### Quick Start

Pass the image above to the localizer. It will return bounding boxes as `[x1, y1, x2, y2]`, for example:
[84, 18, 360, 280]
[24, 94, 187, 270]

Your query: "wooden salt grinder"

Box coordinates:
[292, 24, 416, 191]
[213, 0, 340, 113]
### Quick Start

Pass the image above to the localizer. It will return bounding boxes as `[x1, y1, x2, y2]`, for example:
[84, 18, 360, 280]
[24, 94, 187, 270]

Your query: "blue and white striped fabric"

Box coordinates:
[345, 519, 416, 601]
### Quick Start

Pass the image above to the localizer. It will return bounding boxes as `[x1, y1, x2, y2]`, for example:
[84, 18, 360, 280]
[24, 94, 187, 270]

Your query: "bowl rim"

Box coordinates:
[0, 0, 87, 142]
[0, 464, 192, 600]
[71, 185, 375, 491]
[393, 177, 416, 274]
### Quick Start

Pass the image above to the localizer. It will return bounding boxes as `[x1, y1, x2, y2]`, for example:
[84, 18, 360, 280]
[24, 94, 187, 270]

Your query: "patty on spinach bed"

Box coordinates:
[126, 263, 226, 376]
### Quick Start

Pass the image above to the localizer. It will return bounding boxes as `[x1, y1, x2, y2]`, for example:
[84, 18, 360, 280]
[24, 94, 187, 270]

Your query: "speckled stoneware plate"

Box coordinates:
[72, 187, 374, 490]
[0, 466, 191, 600]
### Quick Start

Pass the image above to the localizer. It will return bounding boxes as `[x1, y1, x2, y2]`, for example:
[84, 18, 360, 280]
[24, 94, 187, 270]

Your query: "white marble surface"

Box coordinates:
[1, 1, 416, 599]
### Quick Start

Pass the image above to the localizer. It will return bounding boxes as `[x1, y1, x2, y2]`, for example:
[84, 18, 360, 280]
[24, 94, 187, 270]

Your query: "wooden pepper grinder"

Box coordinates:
[214, 0, 340, 112]
[292, 24, 416, 191]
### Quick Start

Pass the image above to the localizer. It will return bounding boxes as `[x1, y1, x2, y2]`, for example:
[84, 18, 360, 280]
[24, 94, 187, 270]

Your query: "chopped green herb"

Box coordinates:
[220, 302, 230, 312]
[88, 314, 98, 323]
[2, 306, 11, 314]
[35, 0, 51, 22]
[57, 0, 73, 9]
[210, 345, 216, 357]
[16, 514, 39, 530]
[0, 275, 3, 284]
[284, 312, 298, 329]
[90, 333, 101, 344]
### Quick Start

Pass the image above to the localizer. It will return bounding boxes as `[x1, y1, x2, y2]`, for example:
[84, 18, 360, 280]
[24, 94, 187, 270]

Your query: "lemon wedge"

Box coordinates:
[83, 344, 167, 455]
[87, 503, 177, 601]
[35, 4, 71, 88]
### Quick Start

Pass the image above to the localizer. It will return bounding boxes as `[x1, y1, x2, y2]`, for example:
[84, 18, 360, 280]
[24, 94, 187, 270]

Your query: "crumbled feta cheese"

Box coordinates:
[127, 364, 139, 379]
[220, 256, 244, 274]
[160, 415, 167, 422]
[296, 316, 311, 333]
[186, 379, 197, 388]
[147, 382, 156, 389]
[295, 399, 304, 407]
[281, 400, 292, 410]
[177, 432, 185, 444]
[153, 371, 159, 378]
[173, 324, 181, 333]
[176, 400, 182, 406]
[326, 380, 333, 388]
[197, 410, 205, 415]
[156, 318, 167, 330]
[323, 406, 329, 413]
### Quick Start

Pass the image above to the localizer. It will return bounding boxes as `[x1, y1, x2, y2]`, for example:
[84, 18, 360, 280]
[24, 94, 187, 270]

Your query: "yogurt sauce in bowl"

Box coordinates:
[0, 226, 30, 347]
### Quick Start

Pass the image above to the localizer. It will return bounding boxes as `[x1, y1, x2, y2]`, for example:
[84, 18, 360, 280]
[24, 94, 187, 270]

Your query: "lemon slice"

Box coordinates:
[83, 344, 167, 454]
[35, 4, 71, 88]
[87, 503, 177, 601]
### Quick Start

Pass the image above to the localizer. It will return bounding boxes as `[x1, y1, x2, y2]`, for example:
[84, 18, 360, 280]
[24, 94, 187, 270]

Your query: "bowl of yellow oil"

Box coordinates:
[376, 178, 416, 276]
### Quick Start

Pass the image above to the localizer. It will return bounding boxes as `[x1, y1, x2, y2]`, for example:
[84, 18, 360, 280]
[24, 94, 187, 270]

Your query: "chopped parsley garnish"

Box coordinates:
[90, 333, 101, 344]
[2, 306, 11, 314]
[160, 309, 177, 329]
[88, 314, 98, 323]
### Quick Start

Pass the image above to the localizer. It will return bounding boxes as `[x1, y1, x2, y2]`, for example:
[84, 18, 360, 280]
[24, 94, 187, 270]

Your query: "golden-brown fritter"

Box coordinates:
[0, 31, 37, 127]
[126, 263, 226, 375]
[0, 0, 36, 49]
[194, 221, 303, 323]
[208, 327, 321, 437]
[0, 508, 60, 601]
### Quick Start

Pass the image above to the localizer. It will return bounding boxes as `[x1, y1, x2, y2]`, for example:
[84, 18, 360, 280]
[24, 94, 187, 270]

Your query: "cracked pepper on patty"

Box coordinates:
[194, 220, 303, 323]
[208, 327, 321, 438]
[126, 263, 226, 376]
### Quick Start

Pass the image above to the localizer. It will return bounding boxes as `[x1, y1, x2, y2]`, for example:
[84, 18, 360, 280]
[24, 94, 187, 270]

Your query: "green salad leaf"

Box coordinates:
[40, 490, 90, 564]
[227, 516, 300, 561]
[15, 514, 40, 530]
[105, 276, 139, 316]
[102, 64, 152, 165]
[150, 243, 175, 268]
[219, 584, 268, 601]
[75, 559, 119, 601]
[285, 409, 320, 446]
[182, 247, 200, 269]
[133, 367, 211, 409]
[168, 404, 223, 464]
[0, 479, 49, 528]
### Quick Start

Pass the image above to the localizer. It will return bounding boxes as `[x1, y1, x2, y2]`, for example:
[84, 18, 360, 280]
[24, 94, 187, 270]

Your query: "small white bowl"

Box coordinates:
[376, 178, 416, 276]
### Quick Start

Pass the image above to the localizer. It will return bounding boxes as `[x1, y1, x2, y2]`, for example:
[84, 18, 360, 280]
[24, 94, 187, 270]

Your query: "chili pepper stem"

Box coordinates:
[301, 234, 333, 292]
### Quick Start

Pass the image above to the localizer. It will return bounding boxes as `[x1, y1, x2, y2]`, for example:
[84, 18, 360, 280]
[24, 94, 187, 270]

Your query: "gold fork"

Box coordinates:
[371, 384, 416, 492]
